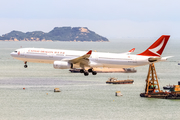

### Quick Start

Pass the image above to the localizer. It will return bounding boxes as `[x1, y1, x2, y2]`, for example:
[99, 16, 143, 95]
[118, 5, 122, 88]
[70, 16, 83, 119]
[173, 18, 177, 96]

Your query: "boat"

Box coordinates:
[106, 77, 134, 84]
[69, 68, 81, 73]
[69, 68, 136, 73]
[163, 84, 174, 90]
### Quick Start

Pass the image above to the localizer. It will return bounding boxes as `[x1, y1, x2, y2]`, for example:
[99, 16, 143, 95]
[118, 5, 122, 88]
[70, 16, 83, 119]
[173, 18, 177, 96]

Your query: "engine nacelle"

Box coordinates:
[53, 61, 71, 69]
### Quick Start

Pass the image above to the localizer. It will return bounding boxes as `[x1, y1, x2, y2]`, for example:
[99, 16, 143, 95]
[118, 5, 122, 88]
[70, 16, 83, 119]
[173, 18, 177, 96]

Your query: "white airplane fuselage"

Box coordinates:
[11, 48, 160, 68]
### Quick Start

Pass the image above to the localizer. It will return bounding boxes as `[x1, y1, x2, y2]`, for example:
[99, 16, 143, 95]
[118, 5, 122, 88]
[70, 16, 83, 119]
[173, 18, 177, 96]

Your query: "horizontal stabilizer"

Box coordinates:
[148, 56, 173, 62]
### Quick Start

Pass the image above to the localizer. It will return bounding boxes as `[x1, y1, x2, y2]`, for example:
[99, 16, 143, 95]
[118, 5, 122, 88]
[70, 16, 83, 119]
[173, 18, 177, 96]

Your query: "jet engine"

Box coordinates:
[53, 61, 72, 69]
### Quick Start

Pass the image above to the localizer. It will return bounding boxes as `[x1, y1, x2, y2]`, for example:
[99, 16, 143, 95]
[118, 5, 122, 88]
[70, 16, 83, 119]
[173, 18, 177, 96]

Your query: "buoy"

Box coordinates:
[46, 93, 48, 95]
[23, 88, 25, 90]
[115, 91, 123, 96]
[54, 88, 61, 92]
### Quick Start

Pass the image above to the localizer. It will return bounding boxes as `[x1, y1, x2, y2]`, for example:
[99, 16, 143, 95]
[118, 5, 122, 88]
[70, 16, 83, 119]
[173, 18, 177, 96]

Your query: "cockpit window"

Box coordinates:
[14, 51, 17, 53]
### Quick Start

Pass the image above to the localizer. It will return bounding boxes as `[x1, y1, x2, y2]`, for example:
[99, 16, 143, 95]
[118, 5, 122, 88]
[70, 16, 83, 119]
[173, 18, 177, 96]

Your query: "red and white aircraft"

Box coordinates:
[11, 35, 171, 76]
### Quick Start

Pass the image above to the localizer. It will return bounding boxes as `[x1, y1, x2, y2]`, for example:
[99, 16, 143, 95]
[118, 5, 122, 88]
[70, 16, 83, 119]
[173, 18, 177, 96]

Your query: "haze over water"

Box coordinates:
[0, 39, 180, 120]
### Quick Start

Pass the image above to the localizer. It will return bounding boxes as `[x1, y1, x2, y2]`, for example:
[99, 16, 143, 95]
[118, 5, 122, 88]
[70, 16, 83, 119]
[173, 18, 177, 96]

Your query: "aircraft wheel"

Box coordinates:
[88, 69, 93, 72]
[84, 72, 89, 76]
[80, 69, 84, 73]
[92, 71, 97, 75]
[24, 64, 28, 68]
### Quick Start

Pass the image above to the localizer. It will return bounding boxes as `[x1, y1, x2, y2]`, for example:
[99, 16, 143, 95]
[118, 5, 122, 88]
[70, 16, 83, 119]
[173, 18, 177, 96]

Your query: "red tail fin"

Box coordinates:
[137, 35, 170, 57]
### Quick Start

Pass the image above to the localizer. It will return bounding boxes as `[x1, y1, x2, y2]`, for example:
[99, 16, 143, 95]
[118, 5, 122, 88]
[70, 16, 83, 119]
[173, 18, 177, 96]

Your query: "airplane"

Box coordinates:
[11, 35, 171, 76]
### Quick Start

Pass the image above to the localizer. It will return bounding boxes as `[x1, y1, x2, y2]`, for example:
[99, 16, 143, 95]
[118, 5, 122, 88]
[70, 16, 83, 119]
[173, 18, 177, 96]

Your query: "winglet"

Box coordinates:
[87, 50, 92, 55]
[129, 48, 135, 53]
[69, 50, 92, 64]
[137, 35, 170, 57]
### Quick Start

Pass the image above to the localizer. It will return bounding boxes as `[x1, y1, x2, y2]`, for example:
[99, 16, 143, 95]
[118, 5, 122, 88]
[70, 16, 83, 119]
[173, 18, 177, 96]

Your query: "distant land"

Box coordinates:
[0, 27, 109, 42]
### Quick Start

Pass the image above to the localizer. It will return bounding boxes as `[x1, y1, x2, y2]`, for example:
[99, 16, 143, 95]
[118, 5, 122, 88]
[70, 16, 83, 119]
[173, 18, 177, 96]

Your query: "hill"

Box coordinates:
[0, 27, 109, 42]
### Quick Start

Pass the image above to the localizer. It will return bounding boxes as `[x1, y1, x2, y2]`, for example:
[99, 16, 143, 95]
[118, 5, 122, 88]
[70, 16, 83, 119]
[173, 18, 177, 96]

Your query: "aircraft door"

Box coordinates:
[128, 55, 137, 64]
[19, 50, 25, 56]
[132, 56, 137, 63]
[48, 53, 54, 58]
[92, 53, 99, 61]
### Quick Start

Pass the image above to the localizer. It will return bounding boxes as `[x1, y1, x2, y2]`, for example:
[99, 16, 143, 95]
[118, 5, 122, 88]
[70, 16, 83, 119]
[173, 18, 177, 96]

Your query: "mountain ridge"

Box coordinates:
[0, 27, 109, 42]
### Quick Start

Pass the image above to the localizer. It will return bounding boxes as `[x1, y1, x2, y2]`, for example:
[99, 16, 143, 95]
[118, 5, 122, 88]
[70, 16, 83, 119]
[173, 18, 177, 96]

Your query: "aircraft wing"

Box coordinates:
[69, 50, 92, 65]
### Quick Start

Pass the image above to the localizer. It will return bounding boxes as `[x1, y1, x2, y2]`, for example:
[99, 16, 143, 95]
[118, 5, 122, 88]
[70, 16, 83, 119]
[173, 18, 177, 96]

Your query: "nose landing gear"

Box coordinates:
[24, 61, 28, 68]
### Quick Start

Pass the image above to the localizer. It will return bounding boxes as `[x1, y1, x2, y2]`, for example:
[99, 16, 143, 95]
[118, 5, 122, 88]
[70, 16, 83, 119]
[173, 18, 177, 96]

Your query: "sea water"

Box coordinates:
[0, 39, 180, 120]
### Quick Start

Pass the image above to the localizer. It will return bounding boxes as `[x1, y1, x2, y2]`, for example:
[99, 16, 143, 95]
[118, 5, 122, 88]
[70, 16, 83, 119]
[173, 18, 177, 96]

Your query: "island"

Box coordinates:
[0, 27, 109, 42]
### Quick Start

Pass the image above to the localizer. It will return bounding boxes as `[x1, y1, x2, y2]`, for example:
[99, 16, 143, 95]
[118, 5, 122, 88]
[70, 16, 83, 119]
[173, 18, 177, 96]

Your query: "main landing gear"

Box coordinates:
[24, 61, 28, 68]
[80, 68, 97, 76]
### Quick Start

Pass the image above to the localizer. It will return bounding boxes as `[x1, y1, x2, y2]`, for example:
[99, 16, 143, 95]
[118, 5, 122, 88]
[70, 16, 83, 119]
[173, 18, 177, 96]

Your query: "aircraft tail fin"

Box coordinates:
[137, 35, 170, 57]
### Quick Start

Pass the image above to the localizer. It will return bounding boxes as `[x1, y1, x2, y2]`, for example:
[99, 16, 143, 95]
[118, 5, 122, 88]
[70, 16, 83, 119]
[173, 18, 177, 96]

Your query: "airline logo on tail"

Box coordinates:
[148, 38, 164, 56]
[138, 35, 170, 57]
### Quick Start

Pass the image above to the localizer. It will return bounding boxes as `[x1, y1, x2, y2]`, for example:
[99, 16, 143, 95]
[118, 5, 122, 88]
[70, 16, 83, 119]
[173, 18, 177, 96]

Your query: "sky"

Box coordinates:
[0, 0, 180, 39]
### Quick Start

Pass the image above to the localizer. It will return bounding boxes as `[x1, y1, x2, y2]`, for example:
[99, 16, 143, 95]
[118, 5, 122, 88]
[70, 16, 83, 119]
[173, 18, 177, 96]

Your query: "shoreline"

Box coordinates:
[0, 40, 109, 42]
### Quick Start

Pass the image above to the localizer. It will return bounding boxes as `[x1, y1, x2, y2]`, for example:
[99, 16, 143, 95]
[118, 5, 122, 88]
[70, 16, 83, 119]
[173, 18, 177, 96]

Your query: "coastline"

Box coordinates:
[0, 40, 109, 42]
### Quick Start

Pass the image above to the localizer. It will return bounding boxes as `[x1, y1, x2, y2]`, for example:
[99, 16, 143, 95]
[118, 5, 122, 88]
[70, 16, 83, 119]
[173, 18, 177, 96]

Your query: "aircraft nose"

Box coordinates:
[10, 52, 14, 56]
[10, 51, 16, 57]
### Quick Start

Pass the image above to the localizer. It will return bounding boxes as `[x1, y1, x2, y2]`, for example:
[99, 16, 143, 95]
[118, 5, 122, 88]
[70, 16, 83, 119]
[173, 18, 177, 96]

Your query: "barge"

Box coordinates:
[106, 77, 134, 84]
[140, 63, 180, 99]
[69, 68, 136, 73]
[140, 85, 180, 99]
